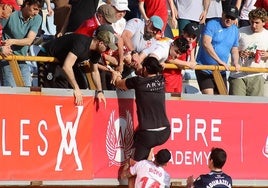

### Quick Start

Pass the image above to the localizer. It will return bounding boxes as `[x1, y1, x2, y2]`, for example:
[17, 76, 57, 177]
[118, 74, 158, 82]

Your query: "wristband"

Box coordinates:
[96, 90, 104, 94]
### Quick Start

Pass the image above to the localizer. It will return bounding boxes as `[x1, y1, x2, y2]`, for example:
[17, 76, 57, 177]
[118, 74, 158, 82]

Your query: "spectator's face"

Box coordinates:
[24, 3, 41, 18]
[169, 43, 182, 59]
[183, 33, 197, 44]
[222, 13, 236, 27]
[113, 7, 126, 20]
[250, 18, 265, 33]
[0, 4, 13, 19]
[97, 41, 108, 53]
[144, 20, 160, 40]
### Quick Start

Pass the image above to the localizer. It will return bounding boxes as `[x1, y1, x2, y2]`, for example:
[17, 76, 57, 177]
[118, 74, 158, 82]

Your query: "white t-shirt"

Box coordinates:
[112, 17, 126, 36]
[239, 0, 256, 20]
[150, 37, 173, 63]
[174, 0, 203, 22]
[130, 160, 170, 188]
[124, 18, 157, 55]
[230, 26, 268, 78]
[207, 0, 222, 19]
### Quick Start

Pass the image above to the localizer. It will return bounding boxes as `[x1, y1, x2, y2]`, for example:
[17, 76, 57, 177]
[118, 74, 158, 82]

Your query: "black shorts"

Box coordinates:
[133, 126, 171, 161]
[195, 70, 227, 94]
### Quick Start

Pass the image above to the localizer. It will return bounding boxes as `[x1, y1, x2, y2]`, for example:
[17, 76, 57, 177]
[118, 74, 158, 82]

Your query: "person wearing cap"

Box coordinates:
[186, 147, 232, 188]
[121, 148, 171, 188]
[111, 0, 129, 35]
[75, 4, 117, 37]
[0, 0, 20, 14]
[195, 5, 240, 95]
[174, 0, 210, 36]
[106, 0, 130, 76]
[229, 8, 268, 96]
[138, 0, 177, 38]
[38, 26, 118, 106]
[121, 15, 164, 77]
[0, 0, 20, 57]
[74, 3, 123, 90]
[161, 25, 199, 93]
[132, 23, 200, 93]
[74, 4, 124, 90]
[111, 56, 170, 161]
[1, 0, 43, 87]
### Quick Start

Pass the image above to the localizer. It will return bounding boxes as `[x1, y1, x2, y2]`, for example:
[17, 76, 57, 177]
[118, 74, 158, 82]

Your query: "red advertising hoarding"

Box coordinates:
[0, 93, 267, 181]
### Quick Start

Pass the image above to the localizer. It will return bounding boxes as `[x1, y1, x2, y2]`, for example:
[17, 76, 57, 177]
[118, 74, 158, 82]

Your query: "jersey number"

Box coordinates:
[140, 177, 160, 188]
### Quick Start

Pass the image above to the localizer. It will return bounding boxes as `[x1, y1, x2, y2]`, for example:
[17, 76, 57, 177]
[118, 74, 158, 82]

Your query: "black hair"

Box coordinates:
[173, 37, 190, 53]
[155, 149, 171, 166]
[22, 0, 44, 8]
[210, 147, 227, 168]
[142, 56, 163, 74]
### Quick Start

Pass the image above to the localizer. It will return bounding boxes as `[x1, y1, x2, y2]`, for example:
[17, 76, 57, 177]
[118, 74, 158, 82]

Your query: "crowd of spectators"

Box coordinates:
[0, 1, 264, 187]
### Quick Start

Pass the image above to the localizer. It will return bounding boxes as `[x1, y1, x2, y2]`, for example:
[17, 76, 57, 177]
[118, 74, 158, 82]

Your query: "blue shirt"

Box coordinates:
[196, 18, 239, 74]
[2, 11, 42, 55]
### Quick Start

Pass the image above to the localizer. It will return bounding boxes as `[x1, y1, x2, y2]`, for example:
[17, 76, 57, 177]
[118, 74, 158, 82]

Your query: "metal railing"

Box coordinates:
[1, 55, 268, 95]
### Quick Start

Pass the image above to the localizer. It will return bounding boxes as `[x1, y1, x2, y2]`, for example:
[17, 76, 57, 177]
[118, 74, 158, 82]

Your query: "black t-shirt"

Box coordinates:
[125, 74, 170, 130]
[194, 171, 232, 188]
[43, 33, 101, 66]
[66, 0, 99, 32]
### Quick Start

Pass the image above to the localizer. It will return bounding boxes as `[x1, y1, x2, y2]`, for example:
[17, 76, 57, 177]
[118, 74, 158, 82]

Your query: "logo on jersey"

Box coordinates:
[106, 110, 134, 166]
[262, 136, 268, 158]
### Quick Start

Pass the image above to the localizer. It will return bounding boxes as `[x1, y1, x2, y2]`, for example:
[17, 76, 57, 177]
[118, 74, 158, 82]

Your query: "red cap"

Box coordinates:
[0, 0, 20, 10]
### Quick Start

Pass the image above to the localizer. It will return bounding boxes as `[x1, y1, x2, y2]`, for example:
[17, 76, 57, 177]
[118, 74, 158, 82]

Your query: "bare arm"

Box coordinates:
[203, 35, 229, 70]
[138, 1, 149, 21]
[235, 0, 243, 9]
[200, 0, 211, 24]
[5, 30, 37, 46]
[111, 71, 128, 90]
[121, 30, 135, 51]
[167, 0, 178, 28]
[45, 0, 54, 16]
[231, 46, 240, 71]
[91, 63, 106, 108]
[115, 34, 125, 73]
[167, 58, 196, 69]
[62, 52, 83, 105]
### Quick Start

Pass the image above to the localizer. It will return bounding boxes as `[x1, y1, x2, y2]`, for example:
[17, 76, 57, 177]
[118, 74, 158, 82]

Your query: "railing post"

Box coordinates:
[8, 57, 25, 87]
[212, 66, 228, 95]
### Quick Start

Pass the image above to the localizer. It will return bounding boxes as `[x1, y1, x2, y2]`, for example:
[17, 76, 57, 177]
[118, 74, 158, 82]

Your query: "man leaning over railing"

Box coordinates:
[37, 25, 117, 106]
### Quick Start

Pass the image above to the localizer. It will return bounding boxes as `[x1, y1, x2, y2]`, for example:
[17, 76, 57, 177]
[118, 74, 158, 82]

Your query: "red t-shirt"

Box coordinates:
[163, 39, 197, 93]
[139, 0, 168, 31]
[75, 15, 100, 37]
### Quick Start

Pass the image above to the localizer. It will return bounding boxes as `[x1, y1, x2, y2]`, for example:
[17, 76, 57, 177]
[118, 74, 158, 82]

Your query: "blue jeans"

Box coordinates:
[1, 62, 32, 87]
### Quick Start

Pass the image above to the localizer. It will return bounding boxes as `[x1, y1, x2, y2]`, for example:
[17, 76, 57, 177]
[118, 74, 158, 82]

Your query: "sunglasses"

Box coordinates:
[225, 15, 236, 20]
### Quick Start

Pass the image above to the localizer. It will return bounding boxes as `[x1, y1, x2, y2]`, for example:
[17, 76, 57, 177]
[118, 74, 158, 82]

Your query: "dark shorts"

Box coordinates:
[133, 126, 171, 161]
[195, 70, 227, 94]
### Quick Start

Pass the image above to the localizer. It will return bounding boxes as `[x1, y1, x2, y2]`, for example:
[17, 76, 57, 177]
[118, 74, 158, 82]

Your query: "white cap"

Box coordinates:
[111, 0, 130, 11]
